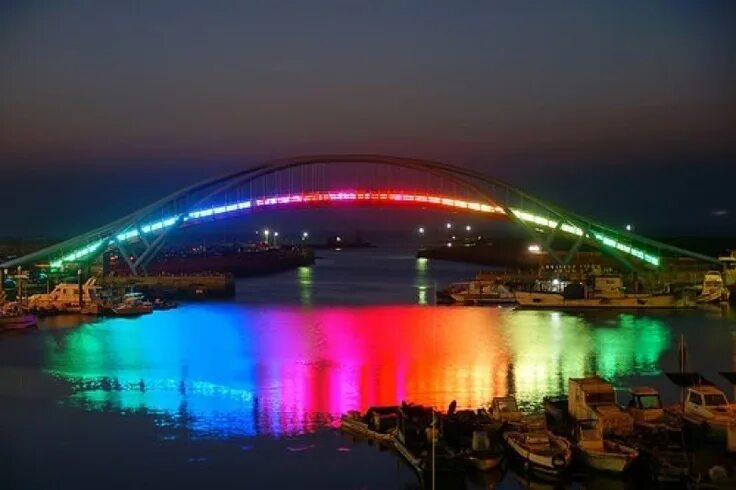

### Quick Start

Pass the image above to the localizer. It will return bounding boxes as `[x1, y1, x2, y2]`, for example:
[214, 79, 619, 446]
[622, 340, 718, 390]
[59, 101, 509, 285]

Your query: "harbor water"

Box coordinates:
[1, 249, 735, 489]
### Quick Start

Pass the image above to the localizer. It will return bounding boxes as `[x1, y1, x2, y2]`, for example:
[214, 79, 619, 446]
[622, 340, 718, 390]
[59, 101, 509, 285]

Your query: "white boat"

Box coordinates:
[568, 375, 634, 437]
[111, 293, 154, 316]
[515, 275, 691, 309]
[443, 275, 516, 305]
[573, 419, 638, 473]
[0, 302, 37, 330]
[664, 383, 736, 443]
[27, 278, 104, 314]
[696, 271, 730, 304]
[503, 416, 573, 478]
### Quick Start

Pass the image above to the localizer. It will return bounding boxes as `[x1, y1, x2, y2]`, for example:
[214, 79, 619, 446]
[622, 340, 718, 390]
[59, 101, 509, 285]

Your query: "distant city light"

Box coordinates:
[336, 236, 342, 242]
[552, 278, 560, 285]
[446, 242, 453, 248]
[418, 227, 425, 234]
[446, 222, 452, 229]
[528, 244, 541, 253]
[264, 229, 270, 236]
[465, 225, 471, 232]
[625, 224, 632, 231]
[451, 235, 456, 240]
[302, 231, 309, 240]
[274, 232, 279, 237]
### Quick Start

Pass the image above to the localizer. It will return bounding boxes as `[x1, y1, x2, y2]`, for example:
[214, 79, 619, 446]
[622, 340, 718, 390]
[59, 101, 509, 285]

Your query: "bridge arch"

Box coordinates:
[0, 154, 719, 274]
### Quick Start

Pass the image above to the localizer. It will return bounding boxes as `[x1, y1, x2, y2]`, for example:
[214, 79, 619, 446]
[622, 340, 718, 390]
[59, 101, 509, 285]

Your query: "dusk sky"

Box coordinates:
[1, 1, 734, 237]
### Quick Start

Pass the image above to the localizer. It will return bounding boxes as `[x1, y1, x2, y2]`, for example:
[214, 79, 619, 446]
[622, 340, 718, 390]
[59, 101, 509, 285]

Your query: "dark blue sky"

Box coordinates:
[1, 1, 734, 237]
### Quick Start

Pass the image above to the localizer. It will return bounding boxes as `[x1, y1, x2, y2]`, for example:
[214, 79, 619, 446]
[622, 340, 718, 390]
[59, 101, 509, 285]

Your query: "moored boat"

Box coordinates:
[111, 293, 154, 316]
[152, 298, 178, 310]
[696, 271, 730, 304]
[340, 406, 398, 443]
[441, 274, 516, 305]
[503, 416, 573, 478]
[441, 402, 505, 471]
[515, 275, 692, 309]
[573, 419, 638, 473]
[0, 302, 37, 330]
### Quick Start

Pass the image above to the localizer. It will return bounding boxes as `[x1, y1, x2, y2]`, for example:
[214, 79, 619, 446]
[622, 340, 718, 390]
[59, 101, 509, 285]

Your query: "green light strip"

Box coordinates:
[509, 208, 660, 267]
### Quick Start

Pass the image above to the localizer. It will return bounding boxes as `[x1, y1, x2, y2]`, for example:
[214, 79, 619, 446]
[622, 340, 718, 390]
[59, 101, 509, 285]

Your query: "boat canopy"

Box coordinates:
[664, 372, 712, 387]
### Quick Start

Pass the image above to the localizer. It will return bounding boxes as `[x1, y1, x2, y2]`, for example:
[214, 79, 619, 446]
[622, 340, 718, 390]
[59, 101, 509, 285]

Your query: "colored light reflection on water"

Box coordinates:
[42, 304, 671, 437]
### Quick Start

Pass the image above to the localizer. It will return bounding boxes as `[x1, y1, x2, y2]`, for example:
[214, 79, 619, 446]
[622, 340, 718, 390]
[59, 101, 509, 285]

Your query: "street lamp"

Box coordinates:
[274, 231, 279, 246]
[446, 222, 452, 230]
[302, 231, 309, 241]
[418, 227, 425, 235]
[264, 229, 270, 245]
[465, 225, 471, 232]
[625, 224, 633, 232]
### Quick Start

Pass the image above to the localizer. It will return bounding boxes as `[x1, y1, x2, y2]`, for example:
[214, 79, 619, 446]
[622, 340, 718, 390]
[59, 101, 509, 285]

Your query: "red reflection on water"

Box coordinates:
[253, 306, 510, 433]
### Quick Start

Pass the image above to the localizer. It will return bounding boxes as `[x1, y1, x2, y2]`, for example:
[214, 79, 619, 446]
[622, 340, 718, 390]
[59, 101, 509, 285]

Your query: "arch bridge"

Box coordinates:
[0, 154, 720, 275]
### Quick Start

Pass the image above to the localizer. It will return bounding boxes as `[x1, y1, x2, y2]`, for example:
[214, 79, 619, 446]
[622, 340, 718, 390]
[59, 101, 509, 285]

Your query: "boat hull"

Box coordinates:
[0, 314, 37, 330]
[503, 431, 572, 478]
[576, 444, 637, 473]
[515, 292, 690, 309]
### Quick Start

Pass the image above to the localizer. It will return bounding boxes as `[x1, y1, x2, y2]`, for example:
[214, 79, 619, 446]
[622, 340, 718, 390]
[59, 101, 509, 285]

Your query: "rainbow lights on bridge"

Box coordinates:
[48, 189, 660, 269]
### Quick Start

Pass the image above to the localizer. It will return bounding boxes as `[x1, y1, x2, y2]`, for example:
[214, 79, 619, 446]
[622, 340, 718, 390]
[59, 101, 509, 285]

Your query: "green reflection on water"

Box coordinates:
[297, 266, 312, 306]
[502, 311, 670, 409]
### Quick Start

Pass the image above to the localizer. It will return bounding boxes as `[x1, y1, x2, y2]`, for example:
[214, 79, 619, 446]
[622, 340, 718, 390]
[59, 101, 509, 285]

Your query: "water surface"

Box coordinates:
[1, 249, 735, 489]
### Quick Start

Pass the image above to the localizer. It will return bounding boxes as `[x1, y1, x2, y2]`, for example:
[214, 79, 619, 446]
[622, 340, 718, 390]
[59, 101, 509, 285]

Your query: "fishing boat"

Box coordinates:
[0, 301, 37, 330]
[441, 402, 505, 471]
[503, 416, 573, 478]
[515, 275, 692, 309]
[543, 395, 570, 432]
[340, 406, 399, 443]
[440, 274, 516, 305]
[624, 386, 682, 436]
[111, 293, 154, 316]
[152, 298, 178, 310]
[695, 271, 730, 304]
[395, 402, 466, 477]
[488, 396, 524, 425]
[568, 375, 634, 437]
[663, 372, 736, 444]
[27, 278, 104, 315]
[572, 419, 638, 473]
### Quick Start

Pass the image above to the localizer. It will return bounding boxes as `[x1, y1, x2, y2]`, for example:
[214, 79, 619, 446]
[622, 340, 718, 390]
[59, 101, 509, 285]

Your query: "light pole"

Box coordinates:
[273, 231, 279, 246]
[264, 229, 270, 245]
[302, 231, 309, 242]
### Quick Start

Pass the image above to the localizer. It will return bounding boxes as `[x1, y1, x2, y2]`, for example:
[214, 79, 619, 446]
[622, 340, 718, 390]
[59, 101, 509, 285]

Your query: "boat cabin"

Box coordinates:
[568, 375, 634, 436]
[626, 387, 664, 424]
[490, 396, 523, 423]
[28, 278, 102, 311]
[684, 385, 731, 413]
[718, 251, 736, 287]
